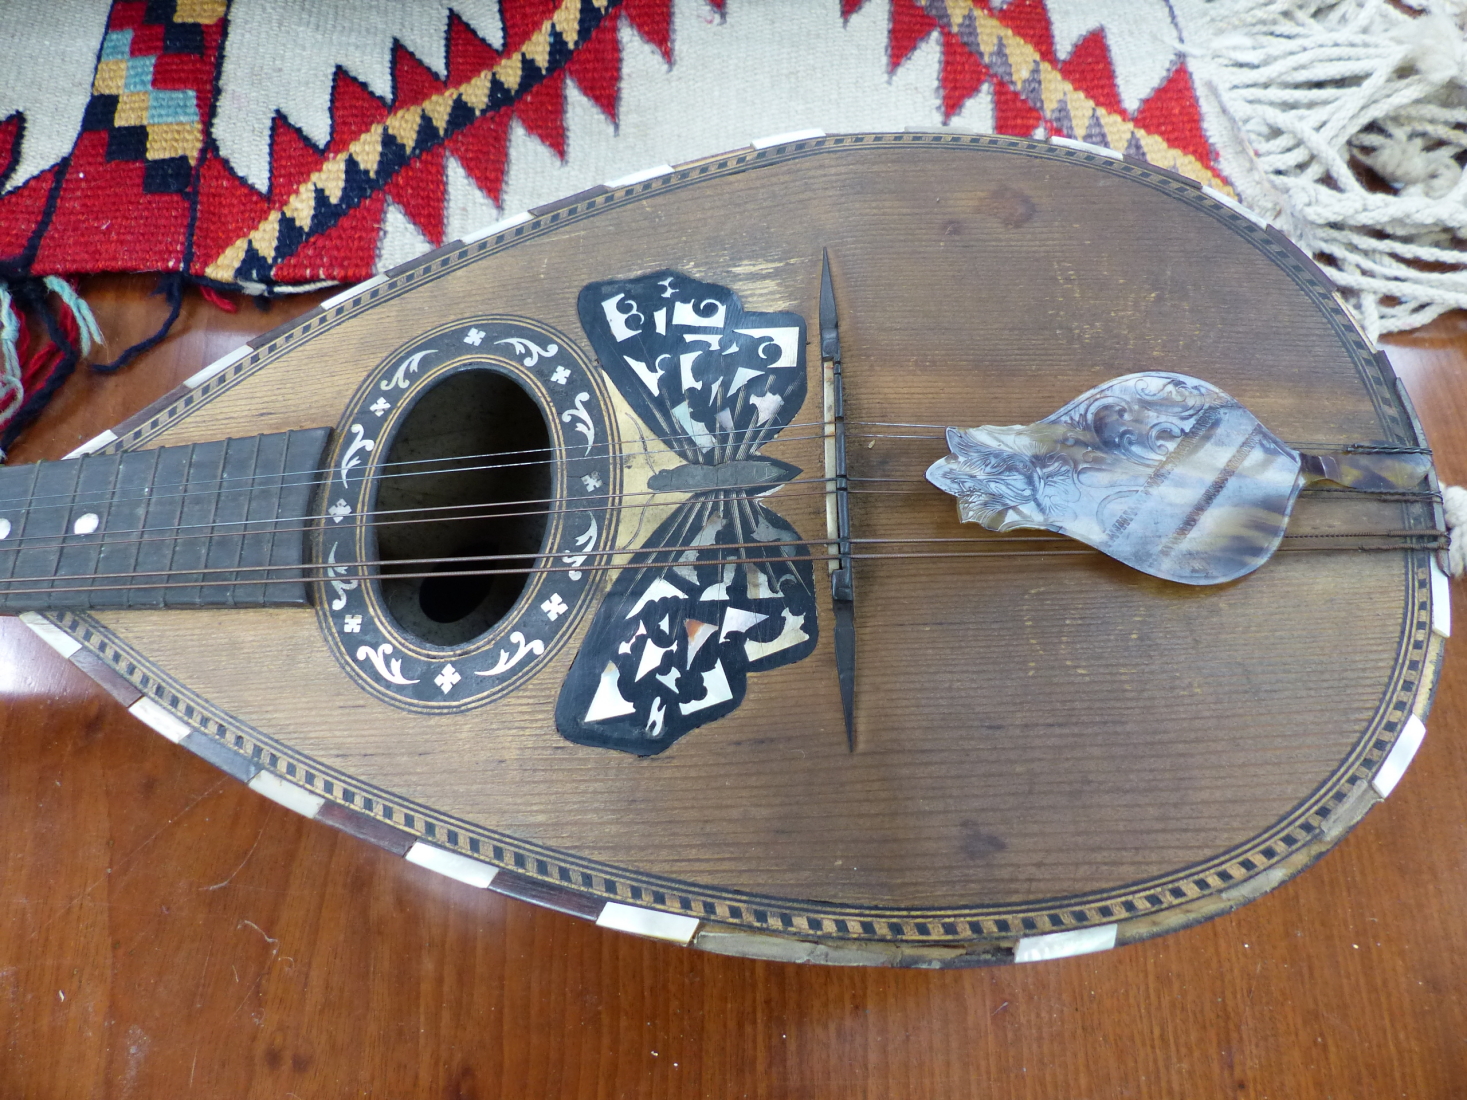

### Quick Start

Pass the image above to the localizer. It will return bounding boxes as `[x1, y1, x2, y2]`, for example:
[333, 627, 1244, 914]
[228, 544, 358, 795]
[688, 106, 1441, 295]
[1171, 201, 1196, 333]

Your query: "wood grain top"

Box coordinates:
[1, 136, 1446, 958]
[0, 267, 1463, 1098]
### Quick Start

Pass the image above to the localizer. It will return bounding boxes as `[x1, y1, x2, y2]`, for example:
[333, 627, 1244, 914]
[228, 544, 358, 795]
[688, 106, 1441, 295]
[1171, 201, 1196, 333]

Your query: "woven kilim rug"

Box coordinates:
[1, 0, 1226, 287]
[0, 0, 1231, 446]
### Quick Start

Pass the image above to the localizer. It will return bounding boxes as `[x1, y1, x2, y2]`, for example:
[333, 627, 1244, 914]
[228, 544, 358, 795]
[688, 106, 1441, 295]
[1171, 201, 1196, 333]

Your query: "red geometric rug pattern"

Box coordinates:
[0, 0, 1225, 294]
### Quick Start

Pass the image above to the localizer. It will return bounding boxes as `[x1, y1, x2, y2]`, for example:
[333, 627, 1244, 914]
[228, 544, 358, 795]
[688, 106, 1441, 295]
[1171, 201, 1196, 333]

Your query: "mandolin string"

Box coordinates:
[0, 478, 847, 554]
[0, 536, 828, 589]
[843, 480, 1440, 501]
[0, 477, 852, 552]
[10, 418, 908, 513]
[0, 447, 1438, 551]
[0, 405, 1439, 559]
[12, 415, 843, 506]
[853, 530, 1449, 543]
[852, 421, 1435, 454]
[1, 522, 1448, 594]
[4, 423, 838, 514]
[14, 415, 839, 512]
[0, 474, 1442, 562]
[0, 536, 1450, 599]
[4, 421, 1431, 513]
[0, 490, 835, 564]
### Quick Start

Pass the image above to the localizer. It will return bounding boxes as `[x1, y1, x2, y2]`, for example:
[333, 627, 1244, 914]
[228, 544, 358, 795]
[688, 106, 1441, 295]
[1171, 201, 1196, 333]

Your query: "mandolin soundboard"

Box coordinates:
[2, 133, 1449, 966]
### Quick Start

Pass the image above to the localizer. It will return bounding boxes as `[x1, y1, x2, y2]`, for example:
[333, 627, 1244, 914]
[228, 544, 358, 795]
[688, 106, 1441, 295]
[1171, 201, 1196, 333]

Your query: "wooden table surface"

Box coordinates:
[2, 276, 1464, 1099]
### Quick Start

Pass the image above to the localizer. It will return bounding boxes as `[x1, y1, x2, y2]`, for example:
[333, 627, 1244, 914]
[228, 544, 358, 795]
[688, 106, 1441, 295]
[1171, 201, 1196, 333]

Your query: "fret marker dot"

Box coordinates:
[73, 513, 100, 536]
[0, 518, 9, 540]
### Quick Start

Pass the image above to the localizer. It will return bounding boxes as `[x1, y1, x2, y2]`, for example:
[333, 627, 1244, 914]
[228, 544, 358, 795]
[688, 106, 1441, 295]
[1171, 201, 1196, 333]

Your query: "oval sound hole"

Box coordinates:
[373, 369, 553, 647]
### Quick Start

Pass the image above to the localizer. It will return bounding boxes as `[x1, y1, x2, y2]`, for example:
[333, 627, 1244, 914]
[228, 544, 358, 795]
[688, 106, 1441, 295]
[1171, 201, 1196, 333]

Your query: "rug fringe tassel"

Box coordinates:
[197, 284, 238, 313]
[42, 276, 102, 356]
[1190, 0, 1467, 342]
[0, 285, 22, 431]
[0, 276, 85, 457]
[92, 274, 182, 375]
[0, 274, 253, 458]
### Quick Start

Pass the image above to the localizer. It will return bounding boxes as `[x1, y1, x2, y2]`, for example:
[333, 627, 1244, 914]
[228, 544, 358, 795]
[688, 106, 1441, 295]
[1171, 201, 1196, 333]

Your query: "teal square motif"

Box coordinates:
[100, 30, 133, 62]
[147, 89, 198, 125]
[123, 55, 155, 93]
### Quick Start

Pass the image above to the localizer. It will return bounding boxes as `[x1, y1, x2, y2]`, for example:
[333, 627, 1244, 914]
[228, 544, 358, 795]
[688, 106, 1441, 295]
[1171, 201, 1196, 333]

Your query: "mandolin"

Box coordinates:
[1, 133, 1449, 967]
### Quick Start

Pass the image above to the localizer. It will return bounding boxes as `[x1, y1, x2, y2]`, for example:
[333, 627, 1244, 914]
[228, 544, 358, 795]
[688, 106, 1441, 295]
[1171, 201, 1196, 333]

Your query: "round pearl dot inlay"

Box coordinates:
[72, 513, 100, 536]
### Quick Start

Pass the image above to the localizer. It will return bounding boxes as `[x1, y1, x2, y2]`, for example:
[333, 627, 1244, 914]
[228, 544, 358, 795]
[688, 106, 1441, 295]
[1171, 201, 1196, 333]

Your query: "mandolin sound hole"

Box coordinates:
[372, 368, 553, 647]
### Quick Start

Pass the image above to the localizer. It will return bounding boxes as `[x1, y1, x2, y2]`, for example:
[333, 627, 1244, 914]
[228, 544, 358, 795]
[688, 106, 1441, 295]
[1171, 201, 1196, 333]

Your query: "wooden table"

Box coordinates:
[2, 276, 1464, 1098]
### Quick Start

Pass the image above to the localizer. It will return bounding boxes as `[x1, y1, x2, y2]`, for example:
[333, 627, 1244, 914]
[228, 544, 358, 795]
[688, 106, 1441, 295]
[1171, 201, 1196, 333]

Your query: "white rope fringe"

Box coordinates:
[1444, 483, 1467, 577]
[1190, 0, 1467, 342]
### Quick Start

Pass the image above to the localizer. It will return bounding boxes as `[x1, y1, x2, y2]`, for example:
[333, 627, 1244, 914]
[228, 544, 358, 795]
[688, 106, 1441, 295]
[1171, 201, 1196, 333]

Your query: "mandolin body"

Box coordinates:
[11, 134, 1448, 965]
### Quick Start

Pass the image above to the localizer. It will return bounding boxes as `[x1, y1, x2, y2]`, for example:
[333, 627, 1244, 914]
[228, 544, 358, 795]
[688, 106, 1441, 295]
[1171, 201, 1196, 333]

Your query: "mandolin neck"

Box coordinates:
[0, 428, 331, 612]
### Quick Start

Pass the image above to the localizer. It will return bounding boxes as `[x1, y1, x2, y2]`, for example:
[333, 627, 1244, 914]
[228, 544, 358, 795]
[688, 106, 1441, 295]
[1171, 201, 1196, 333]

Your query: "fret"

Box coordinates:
[234, 431, 289, 608]
[0, 429, 331, 612]
[198, 436, 261, 606]
[55, 451, 121, 597]
[128, 445, 185, 609]
[9, 458, 83, 609]
[264, 430, 328, 603]
[166, 439, 227, 607]
[93, 448, 157, 606]
[0, 461, 41, 583]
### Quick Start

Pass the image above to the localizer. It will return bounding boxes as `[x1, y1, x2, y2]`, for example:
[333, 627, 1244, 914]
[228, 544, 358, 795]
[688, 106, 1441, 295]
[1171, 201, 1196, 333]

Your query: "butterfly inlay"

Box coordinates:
[555, 272, 820, 755]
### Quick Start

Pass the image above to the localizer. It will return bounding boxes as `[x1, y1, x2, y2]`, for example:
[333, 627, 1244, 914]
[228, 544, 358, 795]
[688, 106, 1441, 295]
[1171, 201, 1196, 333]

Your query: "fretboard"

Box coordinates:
[0, 428, 331, 611]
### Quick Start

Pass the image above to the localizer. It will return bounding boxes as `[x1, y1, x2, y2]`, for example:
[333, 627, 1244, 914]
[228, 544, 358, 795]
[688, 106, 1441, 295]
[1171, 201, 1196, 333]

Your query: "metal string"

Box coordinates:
[0, 535, 1448, 600]
[4, 423, 1431, 512]
[0, 453, 1437, 552]
[852, 421, 1434, 453]
[0, 407, 1439, 592]
[5, 423, 836, 512]
[0, 526, 1447, 594]
[0, 470, 1439, 560]
[0, 478, 843, 553]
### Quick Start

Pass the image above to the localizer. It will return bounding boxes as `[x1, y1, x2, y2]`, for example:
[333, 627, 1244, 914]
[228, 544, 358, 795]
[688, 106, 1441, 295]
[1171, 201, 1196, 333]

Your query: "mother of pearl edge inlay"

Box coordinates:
[1013, 923, 1118, 963]
[1373, 714, 1428, 798]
